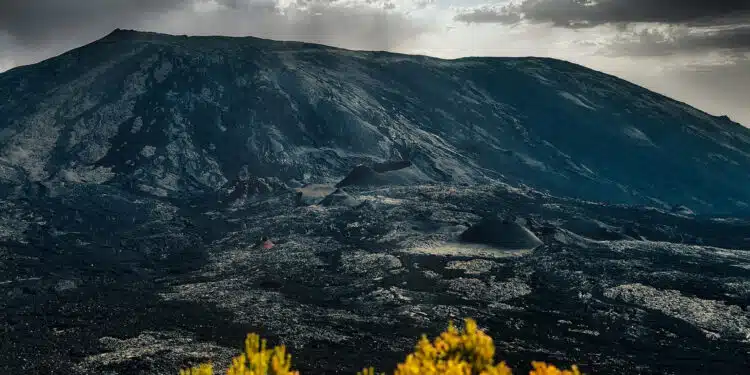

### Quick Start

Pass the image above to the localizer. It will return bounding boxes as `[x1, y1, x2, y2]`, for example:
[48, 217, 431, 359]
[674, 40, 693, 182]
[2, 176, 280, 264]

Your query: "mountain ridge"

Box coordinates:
[4, 28, 748, 131]
[62, 28, 750, 129]
[2, 29, 750, 213]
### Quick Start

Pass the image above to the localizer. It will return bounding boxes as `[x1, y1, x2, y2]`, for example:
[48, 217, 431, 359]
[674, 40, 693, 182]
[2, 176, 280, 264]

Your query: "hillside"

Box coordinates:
[1, 29, 750, 212]
[1, 30, 750, 375]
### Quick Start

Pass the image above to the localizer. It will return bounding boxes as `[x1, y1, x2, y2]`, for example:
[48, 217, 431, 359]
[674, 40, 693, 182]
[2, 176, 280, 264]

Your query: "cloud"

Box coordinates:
[641, 59, 750, 125]
[0, 0, 432, 69]
[149, 0, 432, 52]
[0, 0, 189, 47]
[454, 0, 750, 27]
[605, 24, 750, 56]
[453, 0, 750, 57]
[453, 5, 521, 24]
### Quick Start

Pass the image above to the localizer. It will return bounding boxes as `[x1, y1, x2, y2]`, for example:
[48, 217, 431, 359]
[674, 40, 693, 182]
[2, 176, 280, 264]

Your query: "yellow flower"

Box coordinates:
[178, 318, 582, 375]
[225, 333, 300, 375]
[393, 319, 511, 375]
[179, 363, 213, 375]
[529, 361, 582, 375]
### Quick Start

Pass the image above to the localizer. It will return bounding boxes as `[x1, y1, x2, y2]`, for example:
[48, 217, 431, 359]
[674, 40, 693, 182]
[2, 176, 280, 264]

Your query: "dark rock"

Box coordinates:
[54, 279, 77, 292]
[562, 218, 633, 241]
[335, 163, 429, 188]
[372, 160, 412, 173]
[459, 216, 543, 250]
[335, 165, 378, 188]
[223, 167, 288, 203]
[319, 189, 361, 208]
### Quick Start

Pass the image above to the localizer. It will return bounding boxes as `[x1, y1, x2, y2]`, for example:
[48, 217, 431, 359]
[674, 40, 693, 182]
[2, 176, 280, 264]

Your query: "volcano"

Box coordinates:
[1, 29, 749, 375]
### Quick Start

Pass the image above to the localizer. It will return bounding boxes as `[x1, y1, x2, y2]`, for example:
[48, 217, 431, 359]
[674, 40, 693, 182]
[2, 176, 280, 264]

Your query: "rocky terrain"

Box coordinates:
[3, 181, 750, 374]
[1, 30, 750, 375]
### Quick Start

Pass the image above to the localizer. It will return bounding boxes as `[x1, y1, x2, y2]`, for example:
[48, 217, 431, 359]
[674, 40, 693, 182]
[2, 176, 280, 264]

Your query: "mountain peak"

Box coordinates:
[103, 28, 139, 38]
[95, 28, 290, 49]
[101, 28, 170, 42]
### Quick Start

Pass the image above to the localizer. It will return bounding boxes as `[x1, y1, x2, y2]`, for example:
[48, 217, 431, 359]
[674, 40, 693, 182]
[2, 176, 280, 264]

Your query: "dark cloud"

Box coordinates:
[607, 25, 750, 56]
[454, 0, 750, 27]
[453, 0, 750, 56]
[0, 0, 430, 68]
[0, 0, 190, 47]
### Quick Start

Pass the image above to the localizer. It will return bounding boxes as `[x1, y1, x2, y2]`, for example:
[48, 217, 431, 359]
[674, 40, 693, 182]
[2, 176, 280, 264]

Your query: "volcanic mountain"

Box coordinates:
[2, 30, 750, 375]
[1, 28, 750, 212]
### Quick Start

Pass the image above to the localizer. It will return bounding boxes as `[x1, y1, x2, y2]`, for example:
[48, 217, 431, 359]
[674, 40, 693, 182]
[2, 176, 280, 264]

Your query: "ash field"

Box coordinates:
[1, 29, 750, 375]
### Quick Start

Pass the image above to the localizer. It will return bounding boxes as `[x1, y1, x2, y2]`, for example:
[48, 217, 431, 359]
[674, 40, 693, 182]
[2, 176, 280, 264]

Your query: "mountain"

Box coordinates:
[2, 30, 750, 375]
[2, 28, 750, 213]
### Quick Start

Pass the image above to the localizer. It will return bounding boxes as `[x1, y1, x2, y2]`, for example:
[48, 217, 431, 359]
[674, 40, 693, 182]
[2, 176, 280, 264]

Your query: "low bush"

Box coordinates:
[179, 318, 582, 375]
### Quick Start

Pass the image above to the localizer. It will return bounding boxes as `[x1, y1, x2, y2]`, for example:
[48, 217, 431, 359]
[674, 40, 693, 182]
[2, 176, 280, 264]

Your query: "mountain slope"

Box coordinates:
[3, 30, 750, 375]
[1, 28, 750, 212]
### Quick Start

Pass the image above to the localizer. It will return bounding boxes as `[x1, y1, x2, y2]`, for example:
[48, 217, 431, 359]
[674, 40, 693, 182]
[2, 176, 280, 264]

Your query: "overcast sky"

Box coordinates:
[1, 0, 748, 126]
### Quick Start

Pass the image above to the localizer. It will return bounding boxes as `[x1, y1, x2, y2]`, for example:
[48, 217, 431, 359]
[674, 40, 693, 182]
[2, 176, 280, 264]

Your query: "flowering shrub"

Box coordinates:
[179, 319, 582, 375]
[179, 333, 298, 375]
[180, 363, 213, 375]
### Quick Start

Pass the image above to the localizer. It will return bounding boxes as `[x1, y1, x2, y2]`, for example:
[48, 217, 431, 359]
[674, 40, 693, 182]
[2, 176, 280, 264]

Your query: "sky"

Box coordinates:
[1, 0, 748, 126]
